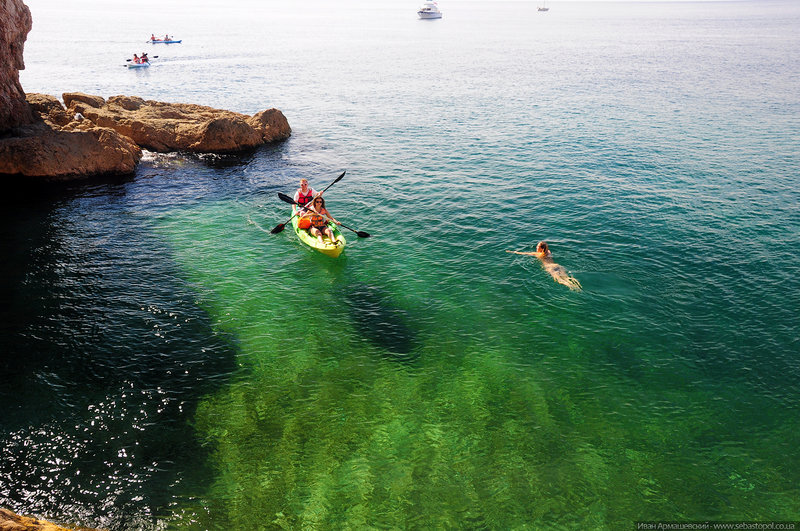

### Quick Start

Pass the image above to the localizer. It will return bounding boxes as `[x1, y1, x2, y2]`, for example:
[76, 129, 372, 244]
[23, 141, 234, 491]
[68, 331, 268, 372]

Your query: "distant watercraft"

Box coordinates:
[538, 1, 549, 12]
[418, 1, 442, 19]
[148, 37, 182, 44]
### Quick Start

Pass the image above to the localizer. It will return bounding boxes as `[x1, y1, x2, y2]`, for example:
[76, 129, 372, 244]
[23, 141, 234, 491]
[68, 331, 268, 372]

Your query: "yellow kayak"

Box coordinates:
[290, 205, 346, 258]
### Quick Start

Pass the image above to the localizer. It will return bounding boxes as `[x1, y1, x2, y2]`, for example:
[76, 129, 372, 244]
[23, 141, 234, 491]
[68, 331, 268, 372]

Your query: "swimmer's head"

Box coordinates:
[536, 241, 548, 253]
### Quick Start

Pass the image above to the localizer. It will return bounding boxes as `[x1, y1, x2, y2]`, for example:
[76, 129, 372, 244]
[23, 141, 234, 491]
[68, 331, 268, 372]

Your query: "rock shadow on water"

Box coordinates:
[192, 148, 258, 169]
[340, 283, 420, 364]
[0, 192, 241, 529]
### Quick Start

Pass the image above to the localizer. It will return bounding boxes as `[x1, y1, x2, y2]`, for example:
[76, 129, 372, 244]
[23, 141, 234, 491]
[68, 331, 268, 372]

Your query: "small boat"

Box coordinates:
[290, 205, 346, 258]
[127, 61, 150, 69]
[538, 0, 549, 11]
[417, 1, 442, 19]
[148, 38, 182, 44]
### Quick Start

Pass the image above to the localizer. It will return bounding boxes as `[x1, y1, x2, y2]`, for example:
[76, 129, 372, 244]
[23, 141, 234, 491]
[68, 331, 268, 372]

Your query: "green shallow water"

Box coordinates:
[153, 200, 799, 528]
[4, 0, 799, 527]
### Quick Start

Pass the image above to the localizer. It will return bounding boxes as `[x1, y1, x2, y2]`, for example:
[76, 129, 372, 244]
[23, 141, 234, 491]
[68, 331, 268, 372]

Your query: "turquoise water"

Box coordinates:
[3, 0, 800, 528]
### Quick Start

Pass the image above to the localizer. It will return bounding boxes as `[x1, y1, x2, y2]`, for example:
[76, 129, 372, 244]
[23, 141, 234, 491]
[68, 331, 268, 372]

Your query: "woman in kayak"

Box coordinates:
[506, 241, 582, 291]
[132, 54, 140, 64]
[304, 196, 341, 245]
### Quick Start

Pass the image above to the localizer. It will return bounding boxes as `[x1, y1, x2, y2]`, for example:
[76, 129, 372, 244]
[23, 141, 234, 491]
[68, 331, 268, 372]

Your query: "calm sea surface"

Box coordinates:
[3, 0, 799, 528]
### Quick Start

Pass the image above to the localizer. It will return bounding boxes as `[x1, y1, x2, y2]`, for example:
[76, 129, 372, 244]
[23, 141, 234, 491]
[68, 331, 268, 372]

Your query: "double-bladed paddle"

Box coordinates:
[270, 171, 346, 234]
[276, 192, 371, 238]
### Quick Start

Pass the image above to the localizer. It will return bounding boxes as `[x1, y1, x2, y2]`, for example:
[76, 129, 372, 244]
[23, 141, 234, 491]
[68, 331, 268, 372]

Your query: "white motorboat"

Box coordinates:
[417, 1, 442, 19]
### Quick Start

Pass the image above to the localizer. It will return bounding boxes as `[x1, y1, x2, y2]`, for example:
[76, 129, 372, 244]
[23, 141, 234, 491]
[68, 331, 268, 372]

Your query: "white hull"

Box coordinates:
[417, 1, 442, 19]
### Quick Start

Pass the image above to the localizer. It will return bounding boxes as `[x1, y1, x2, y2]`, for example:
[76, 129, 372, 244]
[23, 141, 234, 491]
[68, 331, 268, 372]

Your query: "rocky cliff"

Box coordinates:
[0, 507, 100, 531]
[0, 92, 291, 180]
[0, 0, 34, 131]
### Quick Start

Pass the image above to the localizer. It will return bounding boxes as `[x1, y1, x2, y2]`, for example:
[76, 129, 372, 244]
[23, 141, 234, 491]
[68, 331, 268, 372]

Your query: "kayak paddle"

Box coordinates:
[277, 192, 370, 238]
[270, 171, 345, 234]
[337, 222, 371, 238]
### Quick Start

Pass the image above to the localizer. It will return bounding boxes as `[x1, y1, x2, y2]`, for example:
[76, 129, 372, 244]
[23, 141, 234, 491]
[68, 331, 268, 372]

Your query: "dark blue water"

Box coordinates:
[4, 0, 800, 528]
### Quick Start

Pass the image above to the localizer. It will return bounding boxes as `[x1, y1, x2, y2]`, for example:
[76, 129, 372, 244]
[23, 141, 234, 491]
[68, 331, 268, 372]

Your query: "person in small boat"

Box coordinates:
[150, 34, 157, 41]
[140, 53, 149, 63]
[164, 34, 170, 41]
[506, 241, 582, 291]
[304, 196, 341, 245]
[293, 178, 318, 216]
[132, 54, 140, 64]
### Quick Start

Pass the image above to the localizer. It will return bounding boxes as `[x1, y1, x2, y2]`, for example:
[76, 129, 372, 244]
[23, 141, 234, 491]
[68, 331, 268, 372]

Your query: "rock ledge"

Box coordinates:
[0, 92, 291, 182]
[0, 507, 102, 531]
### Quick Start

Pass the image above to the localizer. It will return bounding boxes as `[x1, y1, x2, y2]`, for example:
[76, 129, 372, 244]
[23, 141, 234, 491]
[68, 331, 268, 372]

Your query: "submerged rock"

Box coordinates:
[342, 283, 419, 363]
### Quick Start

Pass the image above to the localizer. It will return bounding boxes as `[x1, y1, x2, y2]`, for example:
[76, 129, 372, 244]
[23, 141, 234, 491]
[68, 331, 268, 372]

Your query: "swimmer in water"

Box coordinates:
[506, 241, 582, 291]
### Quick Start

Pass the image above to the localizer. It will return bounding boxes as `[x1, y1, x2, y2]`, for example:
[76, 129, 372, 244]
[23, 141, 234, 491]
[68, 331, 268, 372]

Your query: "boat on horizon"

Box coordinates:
[417, 1, 442, 19]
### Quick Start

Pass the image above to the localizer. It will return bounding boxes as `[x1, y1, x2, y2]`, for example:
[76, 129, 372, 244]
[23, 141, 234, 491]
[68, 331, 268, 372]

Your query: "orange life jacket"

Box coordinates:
[310, 213, 327, 228]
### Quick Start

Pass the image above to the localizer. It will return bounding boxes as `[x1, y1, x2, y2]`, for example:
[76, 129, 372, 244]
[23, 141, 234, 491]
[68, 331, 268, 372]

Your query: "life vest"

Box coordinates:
[296, 189, 313, 208]
[310, 213, 327, 228]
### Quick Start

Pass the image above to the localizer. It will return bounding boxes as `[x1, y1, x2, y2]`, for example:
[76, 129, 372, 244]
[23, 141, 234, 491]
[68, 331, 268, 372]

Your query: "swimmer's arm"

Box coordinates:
[506, 250, 542, 257]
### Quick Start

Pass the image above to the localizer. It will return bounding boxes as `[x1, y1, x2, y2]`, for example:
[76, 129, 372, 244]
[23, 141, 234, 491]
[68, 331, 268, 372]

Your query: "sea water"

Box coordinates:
[2, 0, 799, 528]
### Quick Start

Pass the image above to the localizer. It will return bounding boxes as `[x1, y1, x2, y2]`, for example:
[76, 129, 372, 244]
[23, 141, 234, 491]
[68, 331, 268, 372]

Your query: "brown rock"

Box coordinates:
[186, 116, 262, 152]
[65, 96, 291, 153]
[247, 108, 292, 143]
[61, 92, 106, 109]
[0, 121, 142, 181]
[0, 0, 34, 131]
[0, 507, 102, 530]
[26, 93, 72, 127]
